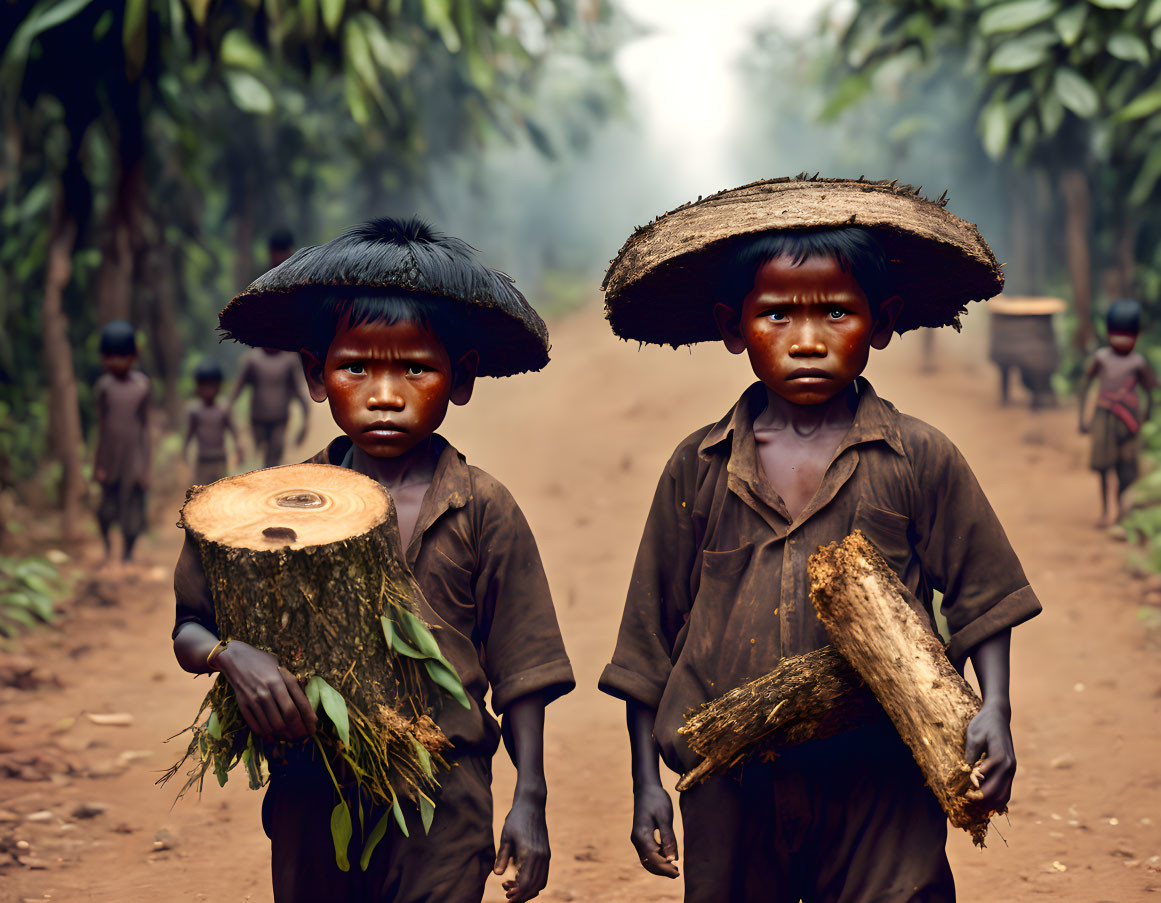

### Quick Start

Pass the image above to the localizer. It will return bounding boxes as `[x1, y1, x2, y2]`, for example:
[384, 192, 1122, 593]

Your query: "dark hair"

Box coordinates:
[304, 292, 470, 363]
[1107, 298, 1141, 334]
[99, 320, 137, 356]
[268, 228, 295, 252]
[717, 227, 891, 313]
[194, 360, 224, 383]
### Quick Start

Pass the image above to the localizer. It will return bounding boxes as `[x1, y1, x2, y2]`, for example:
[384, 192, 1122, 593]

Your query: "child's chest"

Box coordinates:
[755, 428, 850, 521]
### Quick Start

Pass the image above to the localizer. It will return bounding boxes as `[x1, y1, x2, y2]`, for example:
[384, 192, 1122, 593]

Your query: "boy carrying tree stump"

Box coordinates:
[170, 218, 574, 903]
[598, 177, 1042, 902]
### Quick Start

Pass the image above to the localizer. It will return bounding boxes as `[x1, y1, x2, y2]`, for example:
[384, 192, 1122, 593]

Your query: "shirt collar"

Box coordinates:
[697, 376, 906, 460]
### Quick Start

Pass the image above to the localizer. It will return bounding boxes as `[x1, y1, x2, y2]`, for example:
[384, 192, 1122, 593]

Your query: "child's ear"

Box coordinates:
[870, 296, 903, 351]
[449, 349, 479, 406]
[299, 350, 329, 403]
[713, 303, 747, 355]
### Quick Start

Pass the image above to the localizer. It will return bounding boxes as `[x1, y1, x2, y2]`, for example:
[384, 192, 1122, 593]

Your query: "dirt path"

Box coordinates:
[2, 304, 1159, 902]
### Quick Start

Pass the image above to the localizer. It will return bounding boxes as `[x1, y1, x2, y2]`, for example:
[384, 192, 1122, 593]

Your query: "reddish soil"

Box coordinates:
[1, 305, 1159, 902]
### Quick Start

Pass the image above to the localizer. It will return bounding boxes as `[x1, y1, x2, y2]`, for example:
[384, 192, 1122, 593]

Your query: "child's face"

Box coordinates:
[195, 380, 221, 403]
[716, 254, 897, 406]
[303, 316, 475, 459]
[101, 353, 135, 377]
[1109, 331, 1138, 354]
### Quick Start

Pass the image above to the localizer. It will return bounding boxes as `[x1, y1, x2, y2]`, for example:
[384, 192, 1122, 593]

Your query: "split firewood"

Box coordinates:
[162, 464, 468, 868]
[809, 530, 993, 845]
[676, 647, 883, 791]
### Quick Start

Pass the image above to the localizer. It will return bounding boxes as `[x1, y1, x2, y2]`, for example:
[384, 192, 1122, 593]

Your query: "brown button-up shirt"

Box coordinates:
[174, 435, 575, 757]
[599, 379, 1041, 773]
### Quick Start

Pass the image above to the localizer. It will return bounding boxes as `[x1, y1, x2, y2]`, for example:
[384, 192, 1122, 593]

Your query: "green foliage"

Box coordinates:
[0, 553, 69, 637]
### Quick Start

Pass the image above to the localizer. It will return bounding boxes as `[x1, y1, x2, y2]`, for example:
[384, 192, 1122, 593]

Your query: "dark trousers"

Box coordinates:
[263, 754, 494, 903]
[96, 481, 145, 543]
[680, 724, 955, 903]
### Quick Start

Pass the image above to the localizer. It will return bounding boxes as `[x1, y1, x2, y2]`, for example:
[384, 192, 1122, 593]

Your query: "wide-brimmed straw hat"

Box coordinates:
[219, 217, 549, 377]
[602, 176, 1004, 346]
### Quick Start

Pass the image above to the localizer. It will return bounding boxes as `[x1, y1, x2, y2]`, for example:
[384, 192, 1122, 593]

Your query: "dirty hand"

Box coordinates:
[964, 701, 1015, 812]
[631, 782, 679, 878]
[215, 641, 317, 741]
[494, 796, 549, 902]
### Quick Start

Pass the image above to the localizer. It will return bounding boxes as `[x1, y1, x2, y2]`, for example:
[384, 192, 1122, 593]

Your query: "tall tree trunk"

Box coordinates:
[139, 233, 185, 429]
[1060, 168, 1094, 352]
[43, 193, 86, 543]
[94, 108, 146, 325]
[234, 185, 256, 293]
[1103, 217, 1137, 301]
[1004, 172, 1032, 295]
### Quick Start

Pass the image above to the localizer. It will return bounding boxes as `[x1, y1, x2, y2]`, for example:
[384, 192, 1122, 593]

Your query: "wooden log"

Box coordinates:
[809, 530, 993, 845]
[676, 646, 884, 791]
[165, 463, 455, 811]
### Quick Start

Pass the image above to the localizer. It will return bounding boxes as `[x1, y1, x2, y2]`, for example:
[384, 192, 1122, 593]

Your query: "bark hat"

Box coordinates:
[602, 175, 1004, 346]
[219, 217, 550, 377]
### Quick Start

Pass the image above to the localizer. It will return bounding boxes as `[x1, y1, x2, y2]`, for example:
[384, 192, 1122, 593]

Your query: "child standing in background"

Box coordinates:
[184, 361, 239, 486]
[1080, 298, 1158, 526]
[93, 321, 152, 563]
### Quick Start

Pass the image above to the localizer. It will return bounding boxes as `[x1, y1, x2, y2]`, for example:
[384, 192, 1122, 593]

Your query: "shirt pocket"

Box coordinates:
[852, 499, 912, 577]
[424, 546, 477, 628]
[683, 545, 754, 667]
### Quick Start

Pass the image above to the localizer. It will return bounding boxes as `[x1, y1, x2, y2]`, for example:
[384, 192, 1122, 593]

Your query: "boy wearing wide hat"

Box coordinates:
[171, 218, 574, 903]
[598, 177, 1041, 901]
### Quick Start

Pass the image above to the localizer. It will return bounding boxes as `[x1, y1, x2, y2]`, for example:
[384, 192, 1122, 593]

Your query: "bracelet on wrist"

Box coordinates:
[206, 638, 230, 669]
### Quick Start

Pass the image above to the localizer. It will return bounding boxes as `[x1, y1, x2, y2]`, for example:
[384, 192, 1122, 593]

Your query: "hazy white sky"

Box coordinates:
[614, 0, 830, 195]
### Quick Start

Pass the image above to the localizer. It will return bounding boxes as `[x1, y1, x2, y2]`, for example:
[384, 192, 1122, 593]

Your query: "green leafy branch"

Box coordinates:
[0, 554, 69, 638]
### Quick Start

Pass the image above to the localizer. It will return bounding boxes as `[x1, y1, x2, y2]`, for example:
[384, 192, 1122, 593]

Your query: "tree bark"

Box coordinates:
[809, 530, 992, 845]
[1060, 168, 1094, 352]
[42, 193, 86, 543]
[177, 464, 451, 800]
[676, 646, 885, 791]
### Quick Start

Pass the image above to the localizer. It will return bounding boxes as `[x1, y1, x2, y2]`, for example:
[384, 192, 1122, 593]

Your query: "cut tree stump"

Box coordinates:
[172, 463, 450, 800]
[676, 646, 883, 791]
[809, 530, 993, 845]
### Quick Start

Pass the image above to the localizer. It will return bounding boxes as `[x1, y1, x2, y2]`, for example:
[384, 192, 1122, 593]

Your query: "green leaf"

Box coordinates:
[1, 0, 97, 88]
[419, 794, 435, 835]
[391, 794, 409, 837]
[359, 811, 391, 870]
[1116, 87, 1161, 120]
[423, 658, 471, 709]
[821, 72, 871, 120]
[1054, 3, 1087, 44]
[314, 677, 350, 746]
[1129, 142, 1161, 205]
[980, 0, 1060, 35]
[980, 101, 1012, 158]
[422, 0, 461, 53]
[220, 30, 266, 71]
[343, 19, 380, 94]
[122, 0, 148, 77]
[381, 615, 425, 658]
[397, 609, 444, 660]
[988, 32, 1056, 73]
[407, 733, 433, 778]
[321, 0, 344, 34]
[305, 675, 323, 711]
[330, 800, 352, 872]
[1148, 0, 1161, 25]
[1040, 93, 1066, 133]
[224, 70, 275, 114]
[1054, 67, 1100, 116]
[207, 709, 222, 739]
[1109, 32, 1151, 62]
[1089, 0, 1134, 8]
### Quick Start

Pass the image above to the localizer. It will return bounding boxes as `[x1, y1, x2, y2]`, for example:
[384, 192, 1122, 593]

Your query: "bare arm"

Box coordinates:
[227, 359, 253, 412]
[495, 693, 550, 902]
[1078, 355, 1099, 432]
[183, 408, 196, 463]
[964, 629, 1014, 811]
[626, 701, 678, 878]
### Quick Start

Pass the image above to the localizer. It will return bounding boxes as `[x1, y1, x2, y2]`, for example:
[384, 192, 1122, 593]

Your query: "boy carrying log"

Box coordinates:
[171, 218, 574, 903]
[1079, 298, 1158, 527]
[598, 177, 1042, 901]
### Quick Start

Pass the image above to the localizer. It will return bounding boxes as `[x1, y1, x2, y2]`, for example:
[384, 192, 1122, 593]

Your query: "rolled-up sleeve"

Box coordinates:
[907, 424, 1042, 666]
[598, 455, 696, 708]
[472, 477, 575, 715]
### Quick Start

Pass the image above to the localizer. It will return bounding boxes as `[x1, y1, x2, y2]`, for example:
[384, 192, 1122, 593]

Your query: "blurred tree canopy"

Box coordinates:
[817, 0, 1161, 351]
[0, 0, 623, 534]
